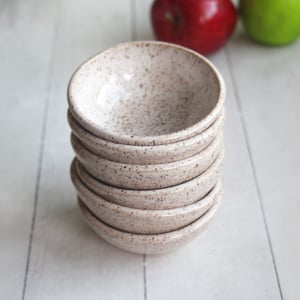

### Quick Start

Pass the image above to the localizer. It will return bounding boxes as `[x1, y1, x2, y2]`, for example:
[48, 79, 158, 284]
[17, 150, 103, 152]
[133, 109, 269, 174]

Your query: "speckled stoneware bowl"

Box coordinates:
[74, 148, 224, 210]
[78, 196, 221, 255]
[67, 41, 225, 146]
[68, 108, 225, 165]
[71, 159, 222, 234]
[71, 132, 223, 190]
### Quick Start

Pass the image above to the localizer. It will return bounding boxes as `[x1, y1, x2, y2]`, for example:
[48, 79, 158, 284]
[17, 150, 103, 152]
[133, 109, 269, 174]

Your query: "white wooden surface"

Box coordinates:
[0, 0, 299, 299]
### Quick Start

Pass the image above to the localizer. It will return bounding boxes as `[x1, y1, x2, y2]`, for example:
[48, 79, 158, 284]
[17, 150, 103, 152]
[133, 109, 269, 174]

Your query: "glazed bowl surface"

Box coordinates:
[78, 196, 221, 255]
[71, 161, 223, 234]
[74, 147, 224, 210]
[68, 109, 225, 164]
[71, 132, 223, 190]
[68, 41, 225, 146]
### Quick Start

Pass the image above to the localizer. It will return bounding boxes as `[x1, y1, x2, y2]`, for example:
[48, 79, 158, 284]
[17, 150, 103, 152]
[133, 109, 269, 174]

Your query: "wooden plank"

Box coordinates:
[0, 1, 57, 299]
[227, 27, 300, 300]
[23, 0, 144, 299]
[145, 51, 282, 300]
[134, 2, 282, 299]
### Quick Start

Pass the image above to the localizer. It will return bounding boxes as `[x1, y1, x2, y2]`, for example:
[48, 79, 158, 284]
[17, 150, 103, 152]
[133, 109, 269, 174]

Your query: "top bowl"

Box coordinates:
[68, 41, 225, 146]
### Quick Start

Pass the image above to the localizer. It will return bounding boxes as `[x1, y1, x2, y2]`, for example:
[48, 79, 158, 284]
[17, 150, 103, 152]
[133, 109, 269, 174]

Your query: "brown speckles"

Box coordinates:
[71, 132, 223, 190]
[73, 146, 225, 210]
[77, 195, 221, 255]
[69, 41, 225, 146]
[68, 41, 226, 255]
[71, 162, 222, 235]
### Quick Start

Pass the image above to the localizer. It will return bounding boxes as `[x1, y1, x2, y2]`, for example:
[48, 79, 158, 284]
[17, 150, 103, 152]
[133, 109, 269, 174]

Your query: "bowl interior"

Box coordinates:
[69, 42, 221, 138]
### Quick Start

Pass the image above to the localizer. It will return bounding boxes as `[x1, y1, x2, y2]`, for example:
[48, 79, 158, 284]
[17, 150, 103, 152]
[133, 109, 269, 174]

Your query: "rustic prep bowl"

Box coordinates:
[78, 196, 221, 255]
[68, 108, 225, 164]
[74, 147, 224, 210]
[67, 41, 225, 146]
[71, 132, 223, 190]
[71, 160, 222, 234]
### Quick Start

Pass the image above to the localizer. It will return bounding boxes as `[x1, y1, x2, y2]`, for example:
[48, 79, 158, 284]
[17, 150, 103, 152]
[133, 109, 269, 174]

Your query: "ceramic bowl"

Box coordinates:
[67, 41, 225, 146]
[68, 108, 225, 165]
[71, 132, 223, 190]
[74, 147, 224, 210]
[78, 196, 221, 255]
[71, 159, 222, 234]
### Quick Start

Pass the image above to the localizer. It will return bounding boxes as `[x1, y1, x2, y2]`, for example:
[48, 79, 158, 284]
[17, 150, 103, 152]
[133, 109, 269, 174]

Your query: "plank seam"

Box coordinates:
[130, 2, 146, 300]
[224, 46, 284, 300]
[143, 254, 148, 300]
[130, 0, 137, 41]
[21, 2, 60, 299]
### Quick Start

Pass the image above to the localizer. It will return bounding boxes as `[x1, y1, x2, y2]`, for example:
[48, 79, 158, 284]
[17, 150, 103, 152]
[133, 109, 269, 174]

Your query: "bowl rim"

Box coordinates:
[70, 132, 223, 173]
[71, 158, 222, 217]
[74, 147, 224, 198]
[74, 147, 224, 210]
[67, 40, 226, 146]
[78, 195, 221, 239]
[67, 107, 225, 151]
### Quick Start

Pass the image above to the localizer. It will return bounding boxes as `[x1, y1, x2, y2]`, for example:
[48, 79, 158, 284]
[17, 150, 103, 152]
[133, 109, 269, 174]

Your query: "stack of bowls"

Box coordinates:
[67, 41, 226, 255]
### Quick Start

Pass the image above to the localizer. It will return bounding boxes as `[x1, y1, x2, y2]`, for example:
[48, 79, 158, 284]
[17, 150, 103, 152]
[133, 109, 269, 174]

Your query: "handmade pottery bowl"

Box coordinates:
[74, 148, 224, 210]
[68, 41, 225, 146]
[71, 160, 222, 234]
[68, 108, 225, 164]
[78, 196, 221, 254]
[71, 132, 223, 190]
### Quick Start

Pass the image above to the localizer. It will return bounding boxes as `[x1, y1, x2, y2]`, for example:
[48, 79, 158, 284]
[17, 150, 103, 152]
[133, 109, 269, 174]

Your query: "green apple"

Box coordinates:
[239, 0, 300, 45]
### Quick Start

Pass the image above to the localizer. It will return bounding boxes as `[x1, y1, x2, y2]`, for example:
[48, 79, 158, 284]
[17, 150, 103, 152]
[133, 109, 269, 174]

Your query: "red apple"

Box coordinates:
[151, 0, 237, 55]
